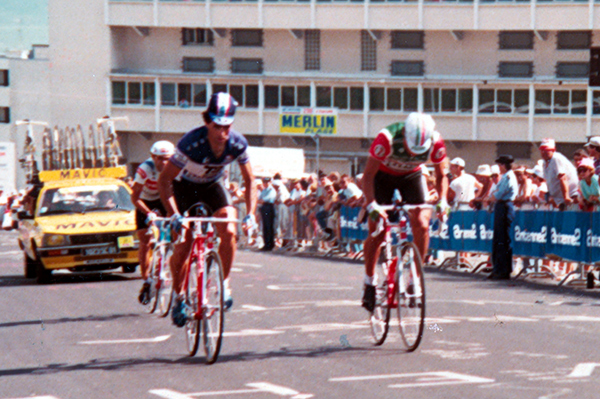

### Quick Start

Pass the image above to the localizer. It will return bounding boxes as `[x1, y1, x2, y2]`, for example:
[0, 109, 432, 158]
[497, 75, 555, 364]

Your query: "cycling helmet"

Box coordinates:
[206, 92, 237, 126]
[150, 140, 175, 156]
[403, 112, 435, 156]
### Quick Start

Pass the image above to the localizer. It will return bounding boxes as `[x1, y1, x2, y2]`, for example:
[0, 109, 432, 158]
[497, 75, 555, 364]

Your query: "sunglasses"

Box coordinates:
[578, 168, 591, 174]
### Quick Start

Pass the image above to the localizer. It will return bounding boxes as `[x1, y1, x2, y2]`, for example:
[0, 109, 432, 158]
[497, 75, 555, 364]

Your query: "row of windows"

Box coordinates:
[180, 29, 591, 51]
[113, 0, 593, 3]
[111, 81, 600, 116]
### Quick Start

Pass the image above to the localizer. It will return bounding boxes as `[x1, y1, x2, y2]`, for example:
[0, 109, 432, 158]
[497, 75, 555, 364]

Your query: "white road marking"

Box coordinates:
[330, 371, 494, 388]
[275, 322, 368, 333]
[231, 305, 305, 313]
[150, 382, 311, 398]
[510, 351, 568, 360]
[235, 262, 263, 268]
[267, 283, 352, 291]
[537, 315, 600, 322]
[222, 329, 285, 337]
[78, 334, 171, 345]
[241, 304, 267, 311]
[568, 363, 600, 378]
[5, 397, 61, 399]
[0, 250, 23, 256]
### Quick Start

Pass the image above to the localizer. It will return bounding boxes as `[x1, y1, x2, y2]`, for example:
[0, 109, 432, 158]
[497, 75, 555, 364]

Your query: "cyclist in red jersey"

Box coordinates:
[360, 112, 449, 312]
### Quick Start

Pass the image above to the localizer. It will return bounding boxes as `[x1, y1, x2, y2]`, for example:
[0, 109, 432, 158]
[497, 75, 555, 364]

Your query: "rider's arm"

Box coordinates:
[158, 160, 182, 216]
[434, 157, 449, 204]
[361, 156, 382, 205]
[239, 161, 256, 216]
[131, 182, 152, 215]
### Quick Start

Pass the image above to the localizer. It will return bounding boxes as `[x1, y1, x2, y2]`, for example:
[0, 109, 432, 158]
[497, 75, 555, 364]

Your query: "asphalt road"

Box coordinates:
[2, 230, 600, 399]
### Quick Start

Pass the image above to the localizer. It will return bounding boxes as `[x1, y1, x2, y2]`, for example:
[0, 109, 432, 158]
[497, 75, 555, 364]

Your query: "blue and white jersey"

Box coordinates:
[171, 126, 250, 184]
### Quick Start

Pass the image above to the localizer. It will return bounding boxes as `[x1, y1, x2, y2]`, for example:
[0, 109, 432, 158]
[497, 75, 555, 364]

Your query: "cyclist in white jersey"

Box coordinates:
[132, 141, 175, 305]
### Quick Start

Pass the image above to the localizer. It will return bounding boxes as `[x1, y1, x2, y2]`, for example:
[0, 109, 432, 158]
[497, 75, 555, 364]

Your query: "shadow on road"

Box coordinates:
[0, 272, 136, 288]
[0, 312, 140, 329]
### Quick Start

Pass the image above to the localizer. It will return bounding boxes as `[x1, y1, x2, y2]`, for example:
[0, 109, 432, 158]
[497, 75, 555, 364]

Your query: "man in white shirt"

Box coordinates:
[539, 138, 578, 210]
[448, 157, 482, 207]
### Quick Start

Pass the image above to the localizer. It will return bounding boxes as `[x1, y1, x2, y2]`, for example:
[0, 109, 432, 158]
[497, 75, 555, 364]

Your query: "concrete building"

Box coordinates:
[11, 0, 600, 185]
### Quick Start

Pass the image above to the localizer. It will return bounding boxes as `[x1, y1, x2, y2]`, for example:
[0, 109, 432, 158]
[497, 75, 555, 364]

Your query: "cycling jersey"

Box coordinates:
[171, 126, 249, 184]
[133, 158, 160, 201]
[369, 121, 447, 175]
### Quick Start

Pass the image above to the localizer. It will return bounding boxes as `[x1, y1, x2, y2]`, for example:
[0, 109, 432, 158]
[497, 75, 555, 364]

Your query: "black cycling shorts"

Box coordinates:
[173, 178, 232, 216]
[135, 199, 167, 230]
[374, 169, 427, 205]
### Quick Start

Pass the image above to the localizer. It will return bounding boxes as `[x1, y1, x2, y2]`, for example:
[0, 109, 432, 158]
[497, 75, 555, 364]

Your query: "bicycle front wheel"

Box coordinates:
[185, 259, 201, 357]
[156, 247, 174, 317]
[147, 247, 159, 314]
[369, 256, 392, 346]
[396, 242, 425, 352]
[202, 250, 224, 364]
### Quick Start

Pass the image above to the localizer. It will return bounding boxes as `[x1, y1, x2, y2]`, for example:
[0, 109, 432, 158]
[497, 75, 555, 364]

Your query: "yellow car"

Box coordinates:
[17, 167, 139, 284]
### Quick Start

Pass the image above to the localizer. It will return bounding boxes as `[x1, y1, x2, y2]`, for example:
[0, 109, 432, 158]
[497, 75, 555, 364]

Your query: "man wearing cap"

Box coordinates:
[539, 138, 578, 211]
[584, 136, 600, 176]
[577, 158, 600, 211]
[258, 176, 277, 251]
[448, 157, 482, 207]
[486, 155, 518, 280]
[470, 164, 492, 209]
[158, 92, 257, 326]
[527, 164, 548, 205]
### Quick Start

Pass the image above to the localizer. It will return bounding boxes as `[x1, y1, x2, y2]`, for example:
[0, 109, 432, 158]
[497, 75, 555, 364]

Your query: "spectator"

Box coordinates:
[513, 165, 533, 207]
[584, 136, 600, 176]
[486, 154, 518, 280]
[448, 157, 482, 206]
[526, 164, 548, 205]
[470, 164, 492, 209]
[540, 138, 579, 210]
[489, 164, 501, 193]
[338, 174, 363, 206]
[273, 174, 291, 246]
[577, 158, 600, 211]
[573, 148, 589, 167]
[258, 176, 277, 251]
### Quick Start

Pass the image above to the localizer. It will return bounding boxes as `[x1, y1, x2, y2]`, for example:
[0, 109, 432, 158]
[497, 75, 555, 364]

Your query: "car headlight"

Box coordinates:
[42, 234, 71, 247]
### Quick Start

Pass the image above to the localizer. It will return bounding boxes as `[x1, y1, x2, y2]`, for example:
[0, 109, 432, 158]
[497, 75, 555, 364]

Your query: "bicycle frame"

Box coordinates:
[183, 221, 215, 321]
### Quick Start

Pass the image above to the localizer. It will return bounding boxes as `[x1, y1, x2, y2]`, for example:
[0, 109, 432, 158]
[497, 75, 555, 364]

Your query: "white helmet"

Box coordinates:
[150, 140, 175, 156]
[404, 112, 435, 156]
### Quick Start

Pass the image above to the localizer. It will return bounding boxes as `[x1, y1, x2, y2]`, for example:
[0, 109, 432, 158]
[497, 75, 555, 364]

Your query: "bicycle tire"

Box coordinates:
[396, 241, 425, 352]
[185, 259, 201, 357]
[369, 255, 394, 346]
[202, 250, 224, 364]
[147, 247, 160, 314]
[156, 247, 174, 317]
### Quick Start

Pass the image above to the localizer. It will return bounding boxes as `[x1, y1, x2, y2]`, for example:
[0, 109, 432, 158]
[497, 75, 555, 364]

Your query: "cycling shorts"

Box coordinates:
[173, 178, 232, 216]
[135, 199, 166, 230]
[374, 169, 427, 205]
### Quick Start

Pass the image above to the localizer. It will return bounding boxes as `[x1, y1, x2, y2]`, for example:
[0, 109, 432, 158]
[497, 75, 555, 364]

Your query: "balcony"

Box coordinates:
[107, 0, 600, 30]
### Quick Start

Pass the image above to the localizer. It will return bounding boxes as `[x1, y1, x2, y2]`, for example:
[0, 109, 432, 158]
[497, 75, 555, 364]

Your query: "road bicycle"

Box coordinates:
[175, 210, 238, 364]
[146, 217, 174, 316]
[369, 203, 431, 352]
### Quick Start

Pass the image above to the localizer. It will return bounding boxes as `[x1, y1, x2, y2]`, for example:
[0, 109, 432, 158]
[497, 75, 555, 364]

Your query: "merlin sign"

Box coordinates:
[279, 107, 337, 135]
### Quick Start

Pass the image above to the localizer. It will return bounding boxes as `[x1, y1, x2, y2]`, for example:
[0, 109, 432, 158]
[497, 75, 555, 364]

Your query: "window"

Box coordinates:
[593, 90, 600, 115]
[245, 85, 259, 108]
[370, 87, 385, 111]
[459, 89, 473, 113]
[316, 86, 331, 107]
[182, 28, 214, 46]
[556, 62, 589, 78]
[143, 82, 155, 106]
[265, 85, 279, 108]
[281, 86, 295, 106]
[535, 89, 587, 115]
[0, 70, 8, 86]
[404, 88, 418, 111]
[334, 88, 348, 109]
[231, 58, 263, 74]
[297, 86, 310, 107]
[361, 31, 377, 71]
[305, 30, 320, 71]
[260, 85, 310, 109]
[478, 88, 529, 114]
[193, 84, 207, 107]
[423, 88, 440, 113]
[229, 85, 244, 106]
[350, 87, 364, 110]
[391, 61, 424, 76]
[557, 31, 590, 50]
[128, 82, 141, 105]
[498, 62, 533, 78]
[0, 107, 9, 124]
[112, 81, 126, 105]
[387, 88, 401, 110]
[161, 83, 176, 107]
[178, 83, 192, 107]
[499, 31, 534, 50]
[203, 83, 258, 108]
[479, 89, 495, 114]
[183, 57, 214, 73]
[231, 29, 263, 47]
[391, 31, 424, 49]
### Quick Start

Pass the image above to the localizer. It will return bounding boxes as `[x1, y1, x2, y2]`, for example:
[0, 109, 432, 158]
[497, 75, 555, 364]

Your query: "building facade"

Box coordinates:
[15, 0, 600, 183]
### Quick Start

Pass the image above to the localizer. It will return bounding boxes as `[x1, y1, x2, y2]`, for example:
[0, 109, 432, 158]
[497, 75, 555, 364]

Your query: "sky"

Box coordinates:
[0, 0, 48, 53]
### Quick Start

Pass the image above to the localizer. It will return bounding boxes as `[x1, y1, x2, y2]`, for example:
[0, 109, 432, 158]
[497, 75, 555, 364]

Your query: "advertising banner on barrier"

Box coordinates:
[513, 211, 546, 259]
[546, 211, 588, 262]
[588, 212, 600, 263]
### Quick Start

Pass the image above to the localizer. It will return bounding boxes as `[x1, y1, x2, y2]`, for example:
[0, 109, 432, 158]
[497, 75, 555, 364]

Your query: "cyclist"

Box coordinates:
[132, 140, 175, 305]
[360, 112, 449, 312]
[158, 92, 257, 327]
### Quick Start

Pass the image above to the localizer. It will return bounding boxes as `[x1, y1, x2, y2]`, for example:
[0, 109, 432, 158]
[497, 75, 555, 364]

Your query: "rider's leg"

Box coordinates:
[169, 228, 193, 294]
[363, 217, 386, 281]
[214, 206, 237, 280]
[408, 209, 431, 262]
[137, 229, 151, 280]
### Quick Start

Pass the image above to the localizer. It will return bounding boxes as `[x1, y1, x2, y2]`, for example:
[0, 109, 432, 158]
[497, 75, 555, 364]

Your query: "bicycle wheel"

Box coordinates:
[396, 242, 425, 352]
[202, 250, 224, 364]
[147, 247, 160, 314]
[185, 259, 201, 357]
[155, 247, 174, 317]
[369, 256, 393, 346]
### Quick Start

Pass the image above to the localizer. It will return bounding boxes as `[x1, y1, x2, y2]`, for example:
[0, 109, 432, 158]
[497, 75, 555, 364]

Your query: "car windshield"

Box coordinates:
[37, 184, 135, 216]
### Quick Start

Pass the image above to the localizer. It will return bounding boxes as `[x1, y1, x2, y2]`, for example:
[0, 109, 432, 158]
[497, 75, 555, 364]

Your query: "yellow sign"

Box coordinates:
[39, 166, 127, 182]
[118, 235, 135, 249]
[279, 107, 337, 135]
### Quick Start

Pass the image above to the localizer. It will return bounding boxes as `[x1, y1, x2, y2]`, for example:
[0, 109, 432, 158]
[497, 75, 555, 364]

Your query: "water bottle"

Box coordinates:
[400, 215, 408, 241]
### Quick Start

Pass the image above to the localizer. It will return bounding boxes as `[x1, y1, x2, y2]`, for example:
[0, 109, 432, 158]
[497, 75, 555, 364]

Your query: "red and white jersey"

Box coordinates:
[133, 158, 160, 201]
[369, 121, 447, 176]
